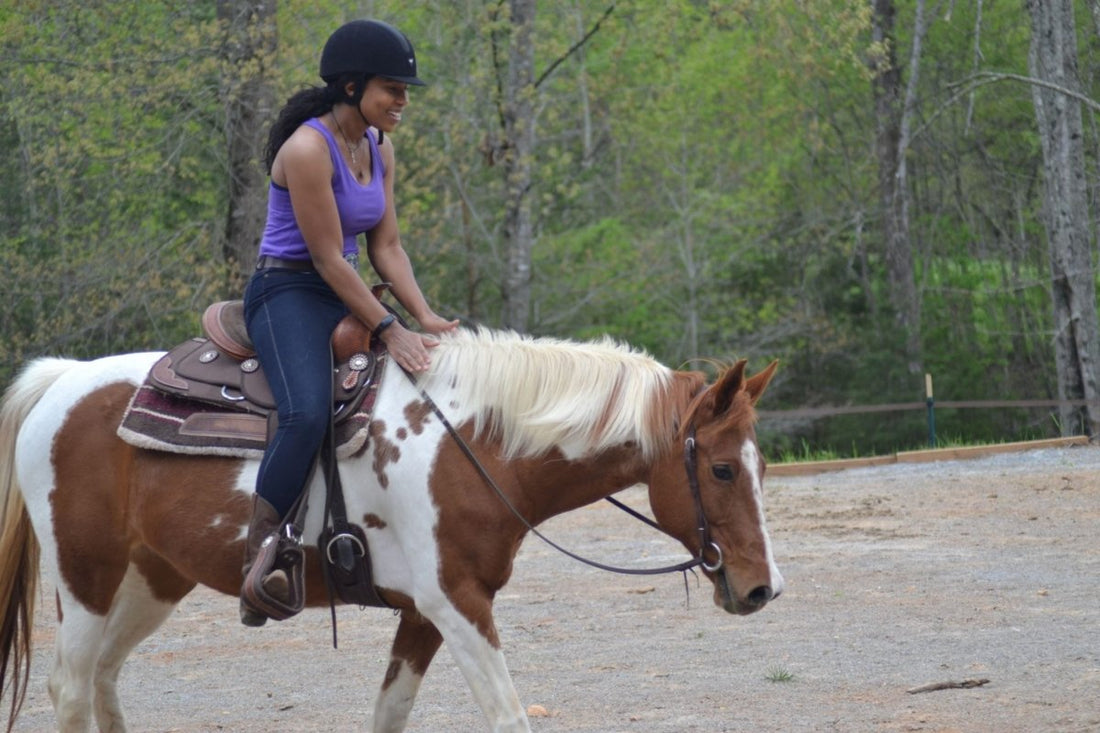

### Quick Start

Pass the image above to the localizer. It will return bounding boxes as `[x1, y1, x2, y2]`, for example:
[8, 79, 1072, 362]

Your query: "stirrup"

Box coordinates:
[241, 530, 305, 621]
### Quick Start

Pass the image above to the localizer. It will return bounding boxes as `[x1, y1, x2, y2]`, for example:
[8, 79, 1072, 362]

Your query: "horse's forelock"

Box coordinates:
[425, 328, 676, 460]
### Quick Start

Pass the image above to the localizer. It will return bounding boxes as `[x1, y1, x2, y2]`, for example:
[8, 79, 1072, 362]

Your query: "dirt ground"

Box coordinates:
[14, 445, 1100, 732]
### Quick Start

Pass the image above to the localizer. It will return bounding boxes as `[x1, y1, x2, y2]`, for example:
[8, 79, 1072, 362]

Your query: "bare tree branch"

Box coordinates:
[913, 70, 1100, 144]
[964, 0, 984, 132]
[962, 71, 1100, 111]
[535, 3, 615, 89]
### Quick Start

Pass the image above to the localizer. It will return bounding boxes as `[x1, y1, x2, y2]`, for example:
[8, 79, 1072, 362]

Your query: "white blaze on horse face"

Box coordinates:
[741, 439, 784, 596]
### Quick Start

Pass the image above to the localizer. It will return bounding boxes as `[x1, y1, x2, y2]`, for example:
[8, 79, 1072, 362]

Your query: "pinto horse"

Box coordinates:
[0, 327, 781, 732]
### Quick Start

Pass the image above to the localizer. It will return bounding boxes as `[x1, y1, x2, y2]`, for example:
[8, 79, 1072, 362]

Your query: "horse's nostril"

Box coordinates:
[747, 585, 773, 606]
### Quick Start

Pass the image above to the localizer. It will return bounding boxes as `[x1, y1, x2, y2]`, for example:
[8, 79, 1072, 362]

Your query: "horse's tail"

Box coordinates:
[0, 357, 78, 732]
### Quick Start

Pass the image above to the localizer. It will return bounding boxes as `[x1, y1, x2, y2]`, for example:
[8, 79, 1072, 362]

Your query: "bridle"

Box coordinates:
[603, 425, 722, 574]
[413, 380, 721, 577]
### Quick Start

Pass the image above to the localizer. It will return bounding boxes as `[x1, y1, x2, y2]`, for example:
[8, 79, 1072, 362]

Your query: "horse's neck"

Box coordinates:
[520, 444, 650, 525]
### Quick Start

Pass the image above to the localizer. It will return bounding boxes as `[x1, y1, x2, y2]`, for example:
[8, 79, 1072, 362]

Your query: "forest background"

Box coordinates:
[3, 0, 1100, 459]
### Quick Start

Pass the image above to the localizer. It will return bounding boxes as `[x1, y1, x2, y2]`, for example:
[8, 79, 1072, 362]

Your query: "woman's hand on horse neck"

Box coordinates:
[309, 251, 431, 374]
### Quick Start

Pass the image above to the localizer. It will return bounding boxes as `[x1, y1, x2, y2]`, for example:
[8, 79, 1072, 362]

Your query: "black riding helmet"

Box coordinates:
[320, 19, 425, 86]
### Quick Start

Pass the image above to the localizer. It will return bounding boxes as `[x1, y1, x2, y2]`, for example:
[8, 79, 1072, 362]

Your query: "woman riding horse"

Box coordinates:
[240, 19, 458, 626]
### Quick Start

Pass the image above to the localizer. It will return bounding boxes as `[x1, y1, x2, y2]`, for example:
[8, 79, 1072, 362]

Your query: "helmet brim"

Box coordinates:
[380, 74, 427, 86]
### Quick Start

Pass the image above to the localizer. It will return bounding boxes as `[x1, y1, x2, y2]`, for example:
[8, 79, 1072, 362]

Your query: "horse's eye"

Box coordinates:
[711, 464, 735, 481]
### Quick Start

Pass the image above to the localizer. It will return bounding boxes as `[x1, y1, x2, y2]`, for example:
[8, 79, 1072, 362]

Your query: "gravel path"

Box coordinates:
[14, 445, 1100, 732]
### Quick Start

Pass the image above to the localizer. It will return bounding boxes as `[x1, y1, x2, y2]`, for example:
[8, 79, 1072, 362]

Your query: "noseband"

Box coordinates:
[414, 373, 717, 576]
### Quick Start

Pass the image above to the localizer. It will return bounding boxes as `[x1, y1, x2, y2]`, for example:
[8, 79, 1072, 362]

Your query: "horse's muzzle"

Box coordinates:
[715, 569, 781, 615]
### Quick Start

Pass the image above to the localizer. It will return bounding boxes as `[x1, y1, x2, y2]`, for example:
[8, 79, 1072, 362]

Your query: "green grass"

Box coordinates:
[772, 438, 846, 464]
[769, 434, 1030, 465]
[764, 666, 795, 683]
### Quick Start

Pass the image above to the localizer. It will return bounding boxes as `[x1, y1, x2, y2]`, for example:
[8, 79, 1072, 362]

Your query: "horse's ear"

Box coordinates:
[709, 359, 748, 415]
[744, 359, 779, 406]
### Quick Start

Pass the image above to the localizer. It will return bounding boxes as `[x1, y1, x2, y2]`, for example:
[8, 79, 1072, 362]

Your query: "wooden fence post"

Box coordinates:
[925, 373, 936, 447]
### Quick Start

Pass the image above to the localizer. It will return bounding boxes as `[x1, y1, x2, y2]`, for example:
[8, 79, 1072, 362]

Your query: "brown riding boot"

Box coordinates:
[239, 495, 290, 627]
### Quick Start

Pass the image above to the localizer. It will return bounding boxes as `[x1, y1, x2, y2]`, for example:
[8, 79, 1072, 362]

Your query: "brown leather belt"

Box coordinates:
[255, 253, 359, 271]
[256, 255, 314, 271]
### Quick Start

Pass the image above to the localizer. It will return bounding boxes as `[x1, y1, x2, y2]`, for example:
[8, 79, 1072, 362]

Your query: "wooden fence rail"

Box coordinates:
[758, 398, 1100, 421]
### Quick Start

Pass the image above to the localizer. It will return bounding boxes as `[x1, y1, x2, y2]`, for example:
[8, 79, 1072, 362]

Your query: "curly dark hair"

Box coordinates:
[263, 73, 373, 173]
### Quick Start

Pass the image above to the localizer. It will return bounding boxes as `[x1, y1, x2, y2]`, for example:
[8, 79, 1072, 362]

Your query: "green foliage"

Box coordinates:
[0, 0, 1090, 456]
[0, 3, 228, 385]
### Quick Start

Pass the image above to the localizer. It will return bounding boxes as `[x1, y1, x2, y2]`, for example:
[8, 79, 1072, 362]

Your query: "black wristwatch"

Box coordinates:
[372, 314, 396, 338]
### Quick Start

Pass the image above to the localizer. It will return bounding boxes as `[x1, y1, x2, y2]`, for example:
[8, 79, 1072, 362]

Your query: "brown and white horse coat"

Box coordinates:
[0, 328, 781, 732]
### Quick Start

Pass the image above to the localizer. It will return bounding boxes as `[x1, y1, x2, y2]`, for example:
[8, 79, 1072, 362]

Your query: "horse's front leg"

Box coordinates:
[427, 597, 530, 733]
[372, 610, 443, 733]
[374, 604, 529, 733]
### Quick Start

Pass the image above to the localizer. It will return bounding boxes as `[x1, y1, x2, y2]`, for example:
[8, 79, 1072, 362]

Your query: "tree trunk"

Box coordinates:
[871, 0, 924, 376]
[1027, 0, 1100, 437]
[218, 0, 277, 293]
[499, 0, 537, 332]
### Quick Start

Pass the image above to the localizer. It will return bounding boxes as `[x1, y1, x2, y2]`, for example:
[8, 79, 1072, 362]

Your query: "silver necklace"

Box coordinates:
[330, 112, 363, 168]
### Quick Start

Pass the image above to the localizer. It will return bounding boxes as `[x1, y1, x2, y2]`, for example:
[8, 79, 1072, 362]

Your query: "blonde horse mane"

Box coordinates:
[421, 328, 689, 461]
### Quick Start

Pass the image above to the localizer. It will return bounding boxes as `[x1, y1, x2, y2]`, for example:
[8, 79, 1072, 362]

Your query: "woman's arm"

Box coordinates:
[365, 135, 459, 336]
[278, 126, 453, 373]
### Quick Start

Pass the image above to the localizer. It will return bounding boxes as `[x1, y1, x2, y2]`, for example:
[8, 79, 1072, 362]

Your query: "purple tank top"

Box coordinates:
[258, 118, 386, 261]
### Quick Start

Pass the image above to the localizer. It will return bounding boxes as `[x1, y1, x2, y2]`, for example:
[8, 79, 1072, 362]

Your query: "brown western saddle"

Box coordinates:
[117, 296, 396, 620]
[133, 298, 388, 449]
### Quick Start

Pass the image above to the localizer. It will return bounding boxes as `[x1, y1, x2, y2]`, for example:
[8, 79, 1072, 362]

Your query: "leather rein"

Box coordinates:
[411, 377, 723, 577]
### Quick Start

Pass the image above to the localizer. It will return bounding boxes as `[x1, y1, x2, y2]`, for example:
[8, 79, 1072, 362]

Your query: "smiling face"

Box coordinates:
[357, 76, 409, 133]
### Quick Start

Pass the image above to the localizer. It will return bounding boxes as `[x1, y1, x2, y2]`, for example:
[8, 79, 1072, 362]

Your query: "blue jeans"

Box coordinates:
[244, 268, 349, 518]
